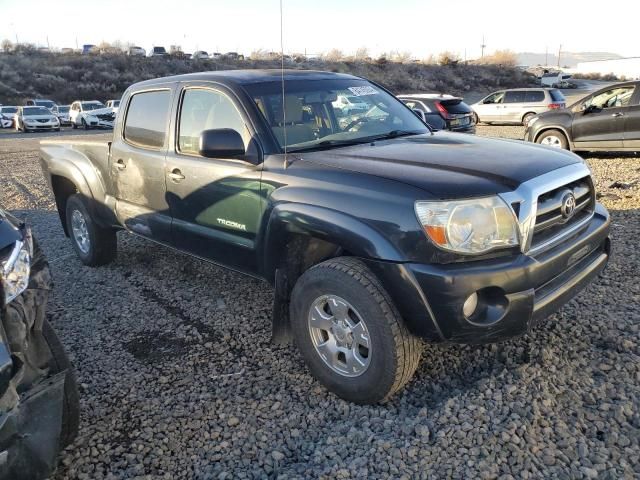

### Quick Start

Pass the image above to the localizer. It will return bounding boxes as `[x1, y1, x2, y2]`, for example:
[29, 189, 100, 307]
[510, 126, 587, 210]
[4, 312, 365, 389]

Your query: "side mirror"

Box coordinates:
[412, 109, 427, 122]
[582, 104, 597, 114]
[199, 128, 246, 158]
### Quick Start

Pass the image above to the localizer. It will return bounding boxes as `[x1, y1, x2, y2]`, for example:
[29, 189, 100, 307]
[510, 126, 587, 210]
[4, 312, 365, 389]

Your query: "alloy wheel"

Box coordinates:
[308, 295, 371, 377]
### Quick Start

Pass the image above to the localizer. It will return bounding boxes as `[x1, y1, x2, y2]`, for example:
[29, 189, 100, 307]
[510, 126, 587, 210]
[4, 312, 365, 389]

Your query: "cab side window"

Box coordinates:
[585, 87, 635, 110]
[504, 91, 526, 103]
[178, 88, 250, 155]
[484, 92, 505, 104]
[124, 90, 172, 148]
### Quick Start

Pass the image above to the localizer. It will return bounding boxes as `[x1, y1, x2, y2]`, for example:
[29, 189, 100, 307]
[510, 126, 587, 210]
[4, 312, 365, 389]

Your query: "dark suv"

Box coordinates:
[525, 81, 640, 151]
[399, 94, 476, 133]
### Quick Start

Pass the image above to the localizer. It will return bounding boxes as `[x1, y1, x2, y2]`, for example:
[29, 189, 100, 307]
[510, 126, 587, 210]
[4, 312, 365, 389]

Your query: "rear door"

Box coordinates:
[502, 90, 527, 122]
[110, 86, 174, 243]
[164, 83, 264, 275]
[623, 86, 640, 149]
[572, 85, 635, 149]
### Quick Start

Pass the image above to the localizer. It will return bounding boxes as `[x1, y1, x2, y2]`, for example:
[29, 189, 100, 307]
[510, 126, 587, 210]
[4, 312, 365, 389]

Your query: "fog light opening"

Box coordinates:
[463, 292, 479, 318]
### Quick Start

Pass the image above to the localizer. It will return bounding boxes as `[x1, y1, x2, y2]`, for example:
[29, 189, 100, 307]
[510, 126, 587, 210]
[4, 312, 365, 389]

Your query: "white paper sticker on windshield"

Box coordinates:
[348, 86, 378, 96]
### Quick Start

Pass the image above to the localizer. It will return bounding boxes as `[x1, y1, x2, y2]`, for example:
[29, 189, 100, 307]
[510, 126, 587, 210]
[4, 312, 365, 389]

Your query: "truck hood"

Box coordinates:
[298, 132, 582, 198]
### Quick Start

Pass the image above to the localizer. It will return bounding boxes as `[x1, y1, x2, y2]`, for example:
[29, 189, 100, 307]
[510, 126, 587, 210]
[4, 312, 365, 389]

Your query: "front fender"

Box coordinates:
[261, 202, 405, 280]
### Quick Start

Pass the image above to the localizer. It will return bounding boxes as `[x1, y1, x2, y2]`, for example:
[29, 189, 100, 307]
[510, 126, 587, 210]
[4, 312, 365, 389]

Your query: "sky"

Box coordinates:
[0, 0, 637, 59]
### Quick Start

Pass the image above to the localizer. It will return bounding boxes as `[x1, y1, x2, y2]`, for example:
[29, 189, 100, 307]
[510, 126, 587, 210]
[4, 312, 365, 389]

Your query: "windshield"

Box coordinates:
[58, 106, 70, 113]
[23, 107, 52, 116]
[82, 102, 105, 111]
[0, 107, 18, 114]
[35, 100, 55, 108]
[245, 79, 428, 152]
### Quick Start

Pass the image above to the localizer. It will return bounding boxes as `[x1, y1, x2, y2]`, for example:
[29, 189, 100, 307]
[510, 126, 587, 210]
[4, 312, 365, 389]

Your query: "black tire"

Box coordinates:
[65, 194, 117, 266]
[473, 112, 480, 125]
[72, 121, 77, 129]
[81, 118, 89, 130]
[536, 129, 569, 149]
[290, 257, 422, 404]
[55, 128, 61, 132]
[522, 112, 536, 126]
[42, 319, 80, 447]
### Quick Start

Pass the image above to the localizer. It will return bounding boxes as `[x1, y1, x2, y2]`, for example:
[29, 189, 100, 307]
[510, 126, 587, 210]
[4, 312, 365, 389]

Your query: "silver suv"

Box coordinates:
[471, 88, 566, 126]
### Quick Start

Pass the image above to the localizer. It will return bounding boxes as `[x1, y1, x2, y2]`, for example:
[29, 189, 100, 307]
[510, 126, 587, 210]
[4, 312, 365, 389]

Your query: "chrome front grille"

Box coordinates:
[530, 177, 595, 250]
[97, 113, 115, 121]
[498, 163, 595, 255]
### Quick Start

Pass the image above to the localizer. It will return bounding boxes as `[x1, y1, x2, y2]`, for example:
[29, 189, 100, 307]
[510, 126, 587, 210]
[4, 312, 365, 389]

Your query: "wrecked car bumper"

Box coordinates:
[366, 203, 611, 344]
[0, 214, 73, 480]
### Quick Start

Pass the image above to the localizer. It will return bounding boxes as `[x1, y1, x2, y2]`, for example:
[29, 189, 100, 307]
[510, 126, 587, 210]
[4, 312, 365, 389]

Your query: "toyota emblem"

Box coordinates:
[561, 192, 576, 219]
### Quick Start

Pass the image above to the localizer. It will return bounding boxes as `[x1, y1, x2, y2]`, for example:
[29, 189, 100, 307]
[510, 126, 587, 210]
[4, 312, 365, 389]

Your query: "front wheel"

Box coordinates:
[522, 112, 536, 126]
[65, 194, 117, 266]
[290, 257, 422, 404]
[81, 118, 90, 130]
[536, 129, 568, 149]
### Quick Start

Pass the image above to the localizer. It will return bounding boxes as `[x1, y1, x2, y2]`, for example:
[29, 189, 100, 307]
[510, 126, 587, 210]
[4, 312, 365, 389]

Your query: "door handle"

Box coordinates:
[168, 169, 185, 182]
[115, 158, 126, 170]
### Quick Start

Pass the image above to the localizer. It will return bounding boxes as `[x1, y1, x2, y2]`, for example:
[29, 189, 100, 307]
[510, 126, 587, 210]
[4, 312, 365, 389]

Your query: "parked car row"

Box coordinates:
[0, 98, 120, 132]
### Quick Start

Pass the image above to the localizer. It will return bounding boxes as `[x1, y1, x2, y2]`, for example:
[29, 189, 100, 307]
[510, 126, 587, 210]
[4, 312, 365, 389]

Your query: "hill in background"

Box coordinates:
[0, 51, 536, 106]
[517, 51, 623, 68]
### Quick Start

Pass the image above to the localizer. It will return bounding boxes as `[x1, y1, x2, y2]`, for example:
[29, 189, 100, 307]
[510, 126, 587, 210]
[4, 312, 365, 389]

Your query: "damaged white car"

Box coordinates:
[70, 100, 116, 130]
[0, 209, 79, 479]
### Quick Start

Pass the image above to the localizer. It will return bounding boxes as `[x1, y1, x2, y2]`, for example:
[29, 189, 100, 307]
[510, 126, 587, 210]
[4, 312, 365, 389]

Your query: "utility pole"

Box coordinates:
[557, 44, 562, 68]
[545, 46, 548, 66]
[480, 35, 486, 58]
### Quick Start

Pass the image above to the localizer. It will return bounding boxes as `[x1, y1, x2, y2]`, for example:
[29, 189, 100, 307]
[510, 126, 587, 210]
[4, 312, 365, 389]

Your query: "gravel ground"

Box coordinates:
[0, 126, 638, 479]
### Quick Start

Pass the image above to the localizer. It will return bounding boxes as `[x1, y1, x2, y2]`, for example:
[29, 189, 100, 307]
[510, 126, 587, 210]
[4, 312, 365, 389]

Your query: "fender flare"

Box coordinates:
[261, 202, 405, 281]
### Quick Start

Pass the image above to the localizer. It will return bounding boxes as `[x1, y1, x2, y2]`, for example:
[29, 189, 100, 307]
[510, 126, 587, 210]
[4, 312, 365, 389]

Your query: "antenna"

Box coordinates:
[280, 0, 288, 169]
[480, 35, 486, 59]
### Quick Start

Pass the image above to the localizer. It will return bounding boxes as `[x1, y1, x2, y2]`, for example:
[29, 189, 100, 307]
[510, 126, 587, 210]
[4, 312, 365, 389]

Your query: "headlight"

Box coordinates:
[415, 197, 519, 254]
[1, 229, 33, 304]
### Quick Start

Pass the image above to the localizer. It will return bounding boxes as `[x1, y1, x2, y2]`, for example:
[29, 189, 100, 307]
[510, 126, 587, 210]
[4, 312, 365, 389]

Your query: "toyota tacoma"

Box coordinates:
[39, 70, 611, 404]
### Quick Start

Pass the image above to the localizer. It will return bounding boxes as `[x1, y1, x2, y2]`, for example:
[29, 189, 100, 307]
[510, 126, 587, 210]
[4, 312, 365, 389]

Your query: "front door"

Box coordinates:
[165, 85, 264, 275]
[474, 91, 505, 121]
[110, 87, 174, 244]
[572, 85, 635, 149]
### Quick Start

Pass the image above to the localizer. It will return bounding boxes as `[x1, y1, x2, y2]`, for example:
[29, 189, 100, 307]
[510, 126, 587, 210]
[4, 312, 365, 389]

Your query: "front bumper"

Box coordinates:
[0, 232, 66, 480]
[366, 203, 610, 344]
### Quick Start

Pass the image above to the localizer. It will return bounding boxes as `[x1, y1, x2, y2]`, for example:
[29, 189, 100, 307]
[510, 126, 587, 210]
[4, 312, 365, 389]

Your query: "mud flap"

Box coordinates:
[271, 268, 293, 345]
[0, 372, 65, 480]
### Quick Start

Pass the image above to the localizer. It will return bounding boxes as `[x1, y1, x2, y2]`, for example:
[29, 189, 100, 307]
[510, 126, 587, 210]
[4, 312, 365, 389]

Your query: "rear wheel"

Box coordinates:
[290, 257, 422, 404]
[473, 112, 480, 125]
[536, 129, 568, 149]
[65, 194, 117, 266]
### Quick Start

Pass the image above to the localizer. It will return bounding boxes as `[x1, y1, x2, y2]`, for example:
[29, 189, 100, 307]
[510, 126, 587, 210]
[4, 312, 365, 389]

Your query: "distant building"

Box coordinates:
[573, 57, 640, 79]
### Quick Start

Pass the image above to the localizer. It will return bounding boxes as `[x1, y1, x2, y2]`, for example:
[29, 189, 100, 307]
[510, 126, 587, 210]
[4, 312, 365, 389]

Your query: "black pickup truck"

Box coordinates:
[40, 70, 611, 404]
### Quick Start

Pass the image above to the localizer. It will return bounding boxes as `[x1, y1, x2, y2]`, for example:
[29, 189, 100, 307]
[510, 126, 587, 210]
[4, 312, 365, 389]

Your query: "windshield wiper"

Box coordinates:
[287, 138, 375, 153]
[368, 130, 422, 141]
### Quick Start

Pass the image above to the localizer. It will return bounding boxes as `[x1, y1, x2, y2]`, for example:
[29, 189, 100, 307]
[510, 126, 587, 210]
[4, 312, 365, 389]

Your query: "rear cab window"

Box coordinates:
[123, 90, 172, 149]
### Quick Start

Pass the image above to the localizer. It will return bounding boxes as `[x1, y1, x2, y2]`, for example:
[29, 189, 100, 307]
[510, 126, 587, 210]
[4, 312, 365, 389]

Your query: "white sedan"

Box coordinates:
[69, 100, 115, 129]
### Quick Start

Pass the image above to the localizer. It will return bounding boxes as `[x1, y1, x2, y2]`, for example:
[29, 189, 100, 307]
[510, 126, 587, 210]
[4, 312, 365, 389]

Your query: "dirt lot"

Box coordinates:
[1, 126, 638, 479]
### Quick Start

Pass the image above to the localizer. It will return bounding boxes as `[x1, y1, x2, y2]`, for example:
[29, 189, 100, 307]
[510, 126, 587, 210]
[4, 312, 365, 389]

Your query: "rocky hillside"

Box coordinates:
[0, 51, 537, 105]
